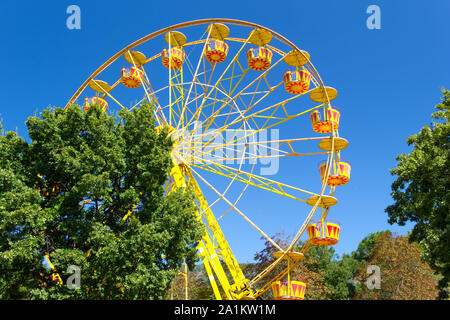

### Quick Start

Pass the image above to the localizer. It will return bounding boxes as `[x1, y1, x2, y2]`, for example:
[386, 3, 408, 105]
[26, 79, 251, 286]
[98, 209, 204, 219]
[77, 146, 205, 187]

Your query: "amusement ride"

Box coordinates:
[56, 19, 351, 300]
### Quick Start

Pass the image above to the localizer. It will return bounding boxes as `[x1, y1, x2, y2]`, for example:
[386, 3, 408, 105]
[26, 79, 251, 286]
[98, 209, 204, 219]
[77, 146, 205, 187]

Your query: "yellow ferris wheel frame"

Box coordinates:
[65, 18, 347, 300]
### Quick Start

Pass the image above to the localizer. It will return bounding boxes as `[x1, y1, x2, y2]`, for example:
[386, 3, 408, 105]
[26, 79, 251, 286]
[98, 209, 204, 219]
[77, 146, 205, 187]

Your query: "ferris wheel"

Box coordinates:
[66, 18, 351, 300]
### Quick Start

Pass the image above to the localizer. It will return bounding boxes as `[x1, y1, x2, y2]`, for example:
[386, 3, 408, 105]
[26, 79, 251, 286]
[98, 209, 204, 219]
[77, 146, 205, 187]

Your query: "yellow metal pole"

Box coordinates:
[183, 260, 188, 300]
[287, 259, 291, 297]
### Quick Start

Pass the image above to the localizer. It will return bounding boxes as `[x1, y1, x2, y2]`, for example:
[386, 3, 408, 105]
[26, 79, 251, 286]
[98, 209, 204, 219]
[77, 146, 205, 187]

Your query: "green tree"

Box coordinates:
[347, 230, 392, 298]
[354, 233, 438, 300]
[0, 102, 204, 299]
[351, 230, 392, 263]
[249, 234, 358, 300]
[168, 264, 215, 300]
[323, 253, 360, 300]
[0, 121, 44, 298]
[385, 89, 449, 298]
[304, 245, 360, 300]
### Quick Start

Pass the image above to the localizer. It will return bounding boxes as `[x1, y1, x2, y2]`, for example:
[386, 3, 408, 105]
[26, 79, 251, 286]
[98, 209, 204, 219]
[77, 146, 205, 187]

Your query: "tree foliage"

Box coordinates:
[354, 233, 438, 300]
[168, 265, 215, 300]
[0, 102, 204, 299]
[385, 89, 450, 298]
[249, 230, 437, 300]
[351, 230, 392, 263]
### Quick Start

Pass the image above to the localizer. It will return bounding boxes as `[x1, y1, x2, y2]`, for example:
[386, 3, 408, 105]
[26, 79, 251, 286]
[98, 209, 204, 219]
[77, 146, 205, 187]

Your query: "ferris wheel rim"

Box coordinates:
[65, 18, 333, 109]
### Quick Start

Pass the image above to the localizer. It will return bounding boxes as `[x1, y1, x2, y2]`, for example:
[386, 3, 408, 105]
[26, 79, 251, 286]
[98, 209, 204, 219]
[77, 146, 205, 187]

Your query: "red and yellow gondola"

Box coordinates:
[161, 47, 185, 70]
[247, 46, 273, 71]
[307, 220, 341, 246]
[310, 106, 340, 133]
[121, 66, 144, 88]
[204, 40, 229, 64]
[283, 68, 311, 94]
[318, 159, 351, 186]
[271, 280, 306, 300]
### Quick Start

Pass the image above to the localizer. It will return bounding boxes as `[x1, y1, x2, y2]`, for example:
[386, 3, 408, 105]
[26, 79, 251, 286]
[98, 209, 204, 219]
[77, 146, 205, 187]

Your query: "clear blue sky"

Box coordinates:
[0, 0, 448, 263]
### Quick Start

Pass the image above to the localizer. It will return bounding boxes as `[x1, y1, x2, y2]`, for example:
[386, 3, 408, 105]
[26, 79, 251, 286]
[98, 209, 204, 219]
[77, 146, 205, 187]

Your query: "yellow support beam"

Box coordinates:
[191, 161, 318, 202]
[170, 164, 254, 299]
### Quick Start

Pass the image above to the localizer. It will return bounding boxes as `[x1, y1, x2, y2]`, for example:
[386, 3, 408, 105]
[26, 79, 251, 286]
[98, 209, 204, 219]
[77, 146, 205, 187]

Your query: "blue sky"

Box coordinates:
[0, 0, 449, 263]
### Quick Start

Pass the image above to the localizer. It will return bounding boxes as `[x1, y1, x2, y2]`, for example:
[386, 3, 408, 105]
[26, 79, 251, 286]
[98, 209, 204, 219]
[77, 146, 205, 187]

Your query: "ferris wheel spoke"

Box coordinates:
[214, 142, 256, 223]
[99, 78, 121, 101]
[183, 37, 251, 132]
[189, 166, 283, 252]
[177, 127, 257, 226]
[187, 91, 242, 134]
[176, 30, 214, 131]
[208, 93, 310, 136]
[196, 88, 319, 151]
[243, 77, 264, 112]
[198, 53, 286, 129]
[90, 79, 127, 110]
[201, 52, 287, 124]
[182, 71, 226, 131]
[185, 119, 253, 163]
[171, 81, 185, 124]
[185, 148, 250, 218]
[239, 85, 314, 129]
[224, 60, 249, 99]
[183, 49, 261, 135]
[189, 136, 329, 164]
[184, 81, 248, 135]
[190, 160, 319, 203]
[199, 100, 322, 153]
